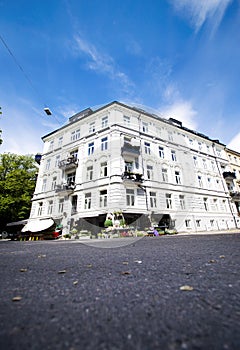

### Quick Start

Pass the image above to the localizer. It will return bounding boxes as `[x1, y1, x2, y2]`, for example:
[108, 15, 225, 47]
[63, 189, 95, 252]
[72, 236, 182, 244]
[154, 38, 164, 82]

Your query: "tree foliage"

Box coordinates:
[0, 153, 38, 230]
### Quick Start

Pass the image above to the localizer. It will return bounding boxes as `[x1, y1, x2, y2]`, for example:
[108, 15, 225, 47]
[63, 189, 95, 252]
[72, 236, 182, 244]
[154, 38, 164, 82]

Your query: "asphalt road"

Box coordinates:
[0, 233, 240, 350]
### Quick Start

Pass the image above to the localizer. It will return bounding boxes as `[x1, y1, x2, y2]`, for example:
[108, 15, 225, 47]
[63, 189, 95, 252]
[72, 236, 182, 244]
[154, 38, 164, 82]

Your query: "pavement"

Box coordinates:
[0, 232, 240, 350]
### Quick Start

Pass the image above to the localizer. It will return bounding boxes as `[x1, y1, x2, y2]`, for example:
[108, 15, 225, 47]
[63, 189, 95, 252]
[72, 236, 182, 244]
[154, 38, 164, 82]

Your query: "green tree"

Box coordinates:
[0, 153, 38, 231]
[0, 106, 2, 145]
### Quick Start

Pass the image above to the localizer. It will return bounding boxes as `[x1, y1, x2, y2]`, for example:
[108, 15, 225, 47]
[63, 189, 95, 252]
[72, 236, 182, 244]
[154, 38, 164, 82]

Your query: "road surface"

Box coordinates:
[0, 233, 239, 349]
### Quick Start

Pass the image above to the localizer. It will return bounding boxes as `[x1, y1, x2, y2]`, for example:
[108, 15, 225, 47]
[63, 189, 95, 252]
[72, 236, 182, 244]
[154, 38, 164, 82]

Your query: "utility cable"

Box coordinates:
[0, 34, 61, 124]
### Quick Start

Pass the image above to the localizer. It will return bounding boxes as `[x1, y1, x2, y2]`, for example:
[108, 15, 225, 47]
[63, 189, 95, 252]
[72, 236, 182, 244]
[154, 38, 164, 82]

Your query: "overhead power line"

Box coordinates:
[0, 34, 60, 123]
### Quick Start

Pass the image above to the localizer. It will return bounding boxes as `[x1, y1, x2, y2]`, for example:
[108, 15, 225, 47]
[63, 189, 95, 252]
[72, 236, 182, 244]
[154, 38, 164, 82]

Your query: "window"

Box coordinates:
[175, 171, 181, 184]
[142, 122, 148, 133]
[101, 137, 108, 151]
[166, 193, 172, 209]
[124, 115, 130, 125]
[185, 219, 191, 228]
[38, 202, 43, 216]
[156, 127, 162, 136]
[71, 129, 80, 141]
[189, 139, 193, 146]
[47, 200, 53, 215]
[84, 193, 91, 209]
[222, 200, 227, 211]
[162, 168, 168, 182]
[137, 188, 145, 196]
[58, 136, 63, 147]
[216, 148, 221, 157]
[207, 177, 211, 188]
[147, 165, 153, 180]
[126, 189, 135, 206]
[179, 195, 185, 210]
[211, 161, 216, 171]
[159, 146, 164, 158]
[67, 172, 75, 185]
[58, 198, 64, 213]
[100, 161, 108, 177]
[102, 116, 108, 128]
[171, 150, 177, 161]
[125, 161, 133, 172]
[51, 177, 57, 190]
[55, 155, 60, 167]
[198, 142, 202, 150]
[203, 197, 209, 211]
[213, 199, 218, 211]
[89, 121, 95, 133]
[70, 149, 78, 158]
[150, 191, 157, 208]
[196, 219, 201, 227]
[45, 159, 51, 171]
[202, 159, 207, 169]
[87, 165, 93, 181]
[100, 190, 107, 207]
[49, 140, 54, 151]
[168, 131, 173, 141]
[42, 178, 47, 192]
[193, 156, 198, 166]
[144, 142, 151, 154]
[88, 142, 94, 155]
[198, 175, 203, 187]
[71, 195, 78, 214]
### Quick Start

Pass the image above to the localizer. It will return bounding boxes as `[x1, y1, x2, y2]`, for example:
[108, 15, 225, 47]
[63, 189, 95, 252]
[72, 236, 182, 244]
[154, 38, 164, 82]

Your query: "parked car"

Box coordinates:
[0, 231, 9, 239]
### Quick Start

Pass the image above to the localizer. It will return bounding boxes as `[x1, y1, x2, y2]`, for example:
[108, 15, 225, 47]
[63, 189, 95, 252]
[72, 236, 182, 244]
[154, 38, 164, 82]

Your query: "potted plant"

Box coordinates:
[104, 219, 113, 228]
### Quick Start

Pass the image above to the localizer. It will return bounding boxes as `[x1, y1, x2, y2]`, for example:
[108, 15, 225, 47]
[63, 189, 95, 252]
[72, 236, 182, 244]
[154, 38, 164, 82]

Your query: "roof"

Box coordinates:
[42, 100, 226, 146]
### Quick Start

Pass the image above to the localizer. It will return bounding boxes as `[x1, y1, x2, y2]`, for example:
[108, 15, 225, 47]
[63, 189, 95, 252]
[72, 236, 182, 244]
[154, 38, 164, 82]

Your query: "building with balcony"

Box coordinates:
[28, 101, 240, 235]
[225, 148, 240, 216]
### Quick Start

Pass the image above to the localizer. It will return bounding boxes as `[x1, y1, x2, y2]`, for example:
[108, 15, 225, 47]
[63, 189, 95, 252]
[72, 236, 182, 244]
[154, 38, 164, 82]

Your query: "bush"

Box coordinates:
[165, 229, 178, 235]
[104, 219, 113, 227]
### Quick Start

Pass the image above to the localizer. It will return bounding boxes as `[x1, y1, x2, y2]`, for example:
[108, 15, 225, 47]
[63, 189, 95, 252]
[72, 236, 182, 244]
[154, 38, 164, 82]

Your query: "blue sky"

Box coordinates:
[1, 0, 240, 154]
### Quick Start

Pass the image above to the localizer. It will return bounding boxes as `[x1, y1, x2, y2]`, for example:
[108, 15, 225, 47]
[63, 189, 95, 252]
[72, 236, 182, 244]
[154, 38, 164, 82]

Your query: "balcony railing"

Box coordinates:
[223, 171, 236, 180]
[55, 182, 75, 195]
[121, 142, 140, 156]
[58, 156, 78, 170]
[230, 191, 240, 200]
[121, 171, 143, 183]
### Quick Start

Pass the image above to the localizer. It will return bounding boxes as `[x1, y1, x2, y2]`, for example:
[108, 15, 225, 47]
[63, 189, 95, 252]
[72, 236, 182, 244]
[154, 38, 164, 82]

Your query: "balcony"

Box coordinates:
[121, 142, 140, 156]
[230, 191, 240, 200]
[58, 156, 78, 170]
[223, 171, 236, 181]
[55, 182, 76, 195]
[122, 171, 143, 183]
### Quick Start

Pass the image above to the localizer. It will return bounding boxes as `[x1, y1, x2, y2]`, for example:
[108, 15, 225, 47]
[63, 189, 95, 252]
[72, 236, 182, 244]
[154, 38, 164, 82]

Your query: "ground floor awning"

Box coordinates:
[21, 218, 55, 233]
[6, 219, 28, 227]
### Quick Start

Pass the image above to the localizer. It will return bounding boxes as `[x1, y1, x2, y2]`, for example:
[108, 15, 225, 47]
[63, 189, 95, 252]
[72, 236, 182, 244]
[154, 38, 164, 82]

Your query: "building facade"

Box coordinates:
[29, 101, 240, 234]
[224, 148, 240, 216]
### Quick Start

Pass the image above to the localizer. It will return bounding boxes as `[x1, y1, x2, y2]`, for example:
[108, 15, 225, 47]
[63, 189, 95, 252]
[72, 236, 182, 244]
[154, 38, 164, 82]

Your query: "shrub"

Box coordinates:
[104, 219, 113, 227]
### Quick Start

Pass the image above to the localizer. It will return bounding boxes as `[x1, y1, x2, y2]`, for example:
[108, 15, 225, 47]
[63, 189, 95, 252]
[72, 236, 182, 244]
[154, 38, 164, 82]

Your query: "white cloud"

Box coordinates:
[0, 100, 54, 155]
[73, 34, 134, 93]
[159, 83, 198, 130]
[169, 0, 232, 33]
[227, 132, 240, 153]
[161, 100, 198, 130]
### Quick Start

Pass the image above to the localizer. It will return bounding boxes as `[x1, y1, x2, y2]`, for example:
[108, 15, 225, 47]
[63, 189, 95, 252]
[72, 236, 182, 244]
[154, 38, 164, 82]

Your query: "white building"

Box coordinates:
[29, 101, 240, 234]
